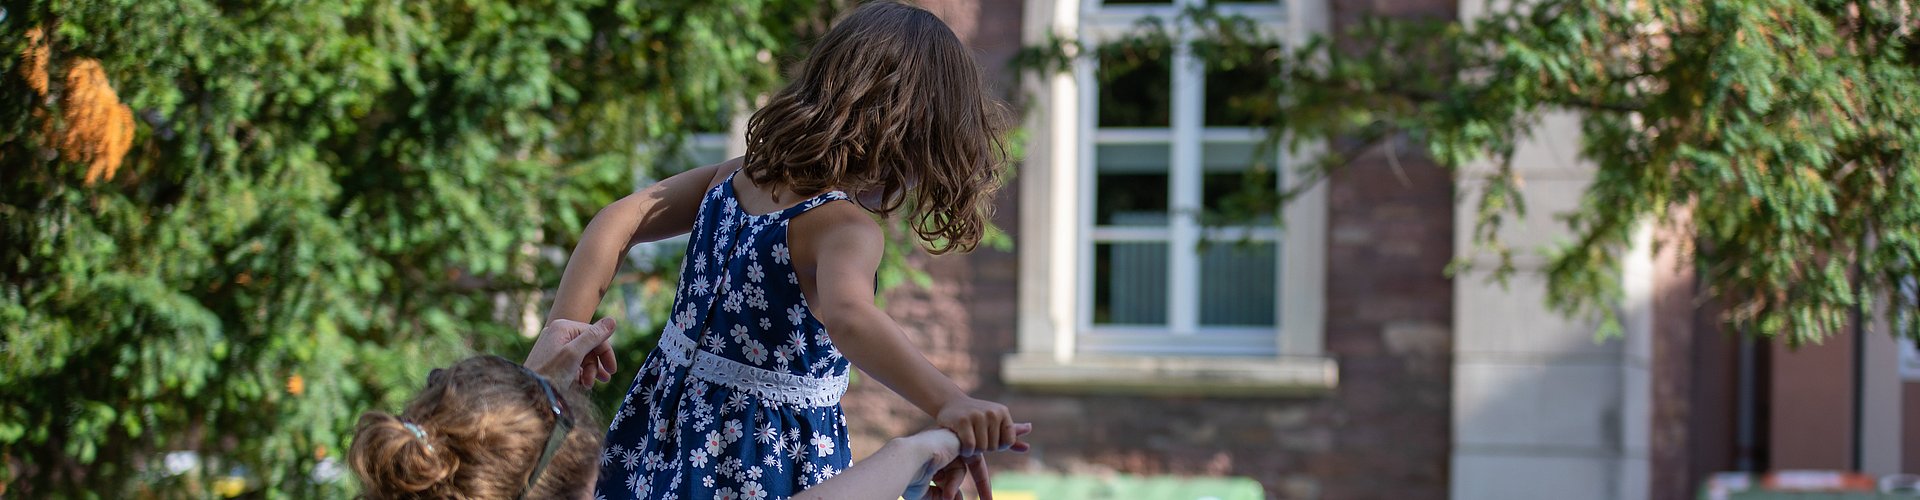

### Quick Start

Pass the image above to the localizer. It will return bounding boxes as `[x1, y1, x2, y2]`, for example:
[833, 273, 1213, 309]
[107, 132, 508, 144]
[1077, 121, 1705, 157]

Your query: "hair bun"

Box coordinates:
[348, 412, 459, 496]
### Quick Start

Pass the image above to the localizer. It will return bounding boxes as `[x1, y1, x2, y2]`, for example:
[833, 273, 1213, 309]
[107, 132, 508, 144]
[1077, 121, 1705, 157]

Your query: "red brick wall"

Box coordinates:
[846, 150, 1457, 499]
[838, 1, 1458, 498]
[1906, 382, 1920, 473]
[1769, 335, 1858, 470]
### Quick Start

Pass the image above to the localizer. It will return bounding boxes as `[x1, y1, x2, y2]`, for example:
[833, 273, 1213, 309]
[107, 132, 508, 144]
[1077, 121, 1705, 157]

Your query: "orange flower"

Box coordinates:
[287, 374, 305, 396]
[21, 27, 48, 96]
[59, 59, 136, 186]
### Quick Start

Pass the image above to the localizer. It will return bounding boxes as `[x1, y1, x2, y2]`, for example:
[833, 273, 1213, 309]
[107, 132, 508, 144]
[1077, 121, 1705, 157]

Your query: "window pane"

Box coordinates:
[1094, 242, 1168, 325]
[1204, 45, 1280, 127]
[1098, 48, 1171, 127]
[1200, 241, 1277, 326]
[1095, 143, 1171, 226]
[1201, 141, 1278, 224]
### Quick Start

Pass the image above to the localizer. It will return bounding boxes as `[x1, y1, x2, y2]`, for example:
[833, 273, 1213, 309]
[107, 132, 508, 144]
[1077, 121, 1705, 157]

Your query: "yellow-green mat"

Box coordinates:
[986, 472, 1265, 500]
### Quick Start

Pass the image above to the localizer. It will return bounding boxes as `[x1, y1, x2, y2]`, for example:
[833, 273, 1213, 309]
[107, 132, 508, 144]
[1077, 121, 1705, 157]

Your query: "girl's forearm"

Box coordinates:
[548, 162, 723, 323]
[828, 307, 969, 416]
[793, 436, 933, 500]
[546, 202, 640, 323]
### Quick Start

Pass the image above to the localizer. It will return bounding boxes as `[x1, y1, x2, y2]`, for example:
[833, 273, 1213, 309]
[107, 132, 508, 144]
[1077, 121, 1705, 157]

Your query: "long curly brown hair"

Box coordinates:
[348, 356, 601, 499]
[743, 1, 1010, 254]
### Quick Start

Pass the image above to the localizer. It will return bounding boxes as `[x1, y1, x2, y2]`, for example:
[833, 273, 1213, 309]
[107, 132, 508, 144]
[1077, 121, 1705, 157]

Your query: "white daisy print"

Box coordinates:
[742, 338, 769, 364]
[690, 448, 710, 468]
[772, 243, 790, 264]
[724, 420, 745, 443]
[756, 423, 778, 444]
[705, 430, 724, 457]
[621, 449, 642, 470]
[811, 433, 836, 457]
[742, 482, 768, 500]
[747, 262, 765, 282]
[787, 304, 805, 325]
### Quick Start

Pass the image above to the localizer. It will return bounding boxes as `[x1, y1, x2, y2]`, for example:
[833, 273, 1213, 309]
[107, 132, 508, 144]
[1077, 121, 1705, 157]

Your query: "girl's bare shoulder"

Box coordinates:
[705, 157, 745, 191]
[789, 199, 881, 251]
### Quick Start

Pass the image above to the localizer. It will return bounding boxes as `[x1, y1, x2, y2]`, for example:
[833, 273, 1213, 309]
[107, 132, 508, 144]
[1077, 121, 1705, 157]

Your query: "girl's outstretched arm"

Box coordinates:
[792, 428, 957, 500]
[794, 204, 1017, 454]
[546, 159, 733, 379]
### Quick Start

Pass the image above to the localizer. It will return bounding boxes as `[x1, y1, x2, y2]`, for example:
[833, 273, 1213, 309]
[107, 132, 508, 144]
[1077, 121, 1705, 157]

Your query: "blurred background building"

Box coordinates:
[664, 0, 1920, 498]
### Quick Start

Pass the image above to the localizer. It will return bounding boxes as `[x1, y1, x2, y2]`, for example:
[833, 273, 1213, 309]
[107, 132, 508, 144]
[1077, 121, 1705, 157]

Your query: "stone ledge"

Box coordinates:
[1002, 353, 1339, 397]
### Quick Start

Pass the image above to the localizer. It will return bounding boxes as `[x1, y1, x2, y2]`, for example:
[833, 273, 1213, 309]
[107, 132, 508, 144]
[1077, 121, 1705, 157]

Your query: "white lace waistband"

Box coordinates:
[659, 331, 848, 408]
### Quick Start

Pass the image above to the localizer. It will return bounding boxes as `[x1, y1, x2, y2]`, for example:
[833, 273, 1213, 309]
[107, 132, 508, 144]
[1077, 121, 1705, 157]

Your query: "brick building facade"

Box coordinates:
[826, 1, 1920, 499]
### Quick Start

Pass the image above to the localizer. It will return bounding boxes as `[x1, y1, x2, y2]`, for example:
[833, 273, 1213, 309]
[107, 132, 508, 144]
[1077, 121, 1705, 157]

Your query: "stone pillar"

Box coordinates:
[1861, 300, 1903, 475]
[1447, 110, 1654, 499]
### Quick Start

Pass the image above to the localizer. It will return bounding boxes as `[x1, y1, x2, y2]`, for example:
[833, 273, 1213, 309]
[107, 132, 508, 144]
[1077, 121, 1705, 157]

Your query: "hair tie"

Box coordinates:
[402, 420, 434, 452]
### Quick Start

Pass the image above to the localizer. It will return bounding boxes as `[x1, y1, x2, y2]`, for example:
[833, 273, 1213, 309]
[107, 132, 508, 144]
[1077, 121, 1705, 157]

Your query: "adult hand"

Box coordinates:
[525, 318, 618, 386]
[899, 429, 960, 500]
[921, 423, 1032, 500]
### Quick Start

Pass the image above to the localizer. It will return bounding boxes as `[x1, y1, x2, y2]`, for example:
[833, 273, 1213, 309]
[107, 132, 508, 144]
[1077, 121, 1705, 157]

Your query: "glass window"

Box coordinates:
[1094, 242, 1169, 325]
[1097, 49, 1171, 128]
[1082, 23, 1282, 349]
[1200, 141, 1278, 225]
[1199, 242, 1278, 326]
[1095, 143, 1171, 226]
[1204, 45, 1280, 127]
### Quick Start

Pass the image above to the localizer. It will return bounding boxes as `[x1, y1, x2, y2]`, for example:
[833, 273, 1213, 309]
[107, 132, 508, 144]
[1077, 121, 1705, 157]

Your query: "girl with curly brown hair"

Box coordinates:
[542, 2, 1026, 499]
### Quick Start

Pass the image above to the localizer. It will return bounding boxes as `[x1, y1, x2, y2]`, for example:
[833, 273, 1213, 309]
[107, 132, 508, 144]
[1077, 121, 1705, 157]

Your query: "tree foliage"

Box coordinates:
[0, 0, 847, 496]
[1020, 0, 1920, 343]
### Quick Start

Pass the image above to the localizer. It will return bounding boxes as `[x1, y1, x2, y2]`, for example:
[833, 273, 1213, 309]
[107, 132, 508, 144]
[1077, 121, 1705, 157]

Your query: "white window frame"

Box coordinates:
[1005, 0, 1335, 395]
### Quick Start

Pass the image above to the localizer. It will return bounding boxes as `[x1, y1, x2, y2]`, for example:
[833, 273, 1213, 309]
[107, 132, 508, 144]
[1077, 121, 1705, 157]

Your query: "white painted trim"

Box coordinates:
[1005, 353, 1336, 395]
[1092, 128, 1174, 143]
[1073, 52, 1099, 346]
[1087, 226, 1282, 241]
[1278, 143, 1326, 356]
[1167, 32, 1203, 334]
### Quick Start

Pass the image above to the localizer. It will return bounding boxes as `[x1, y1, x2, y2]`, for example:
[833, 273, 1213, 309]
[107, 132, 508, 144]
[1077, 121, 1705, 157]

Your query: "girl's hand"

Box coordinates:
[935, 397, 1015, 454]
[918, 423, 1032, 500]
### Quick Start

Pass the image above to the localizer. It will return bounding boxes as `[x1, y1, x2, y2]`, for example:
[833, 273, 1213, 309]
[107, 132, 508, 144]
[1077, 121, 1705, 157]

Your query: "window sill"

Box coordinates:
[1002, 353, 1338, 397]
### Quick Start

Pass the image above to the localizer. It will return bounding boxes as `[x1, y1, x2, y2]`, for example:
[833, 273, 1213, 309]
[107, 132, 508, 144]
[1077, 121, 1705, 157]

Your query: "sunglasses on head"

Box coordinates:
[426, 357, 574, 500]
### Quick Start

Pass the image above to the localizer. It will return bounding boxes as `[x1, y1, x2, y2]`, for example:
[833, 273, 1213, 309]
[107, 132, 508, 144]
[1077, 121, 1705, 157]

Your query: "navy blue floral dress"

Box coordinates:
[596, 171, 853, 500]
